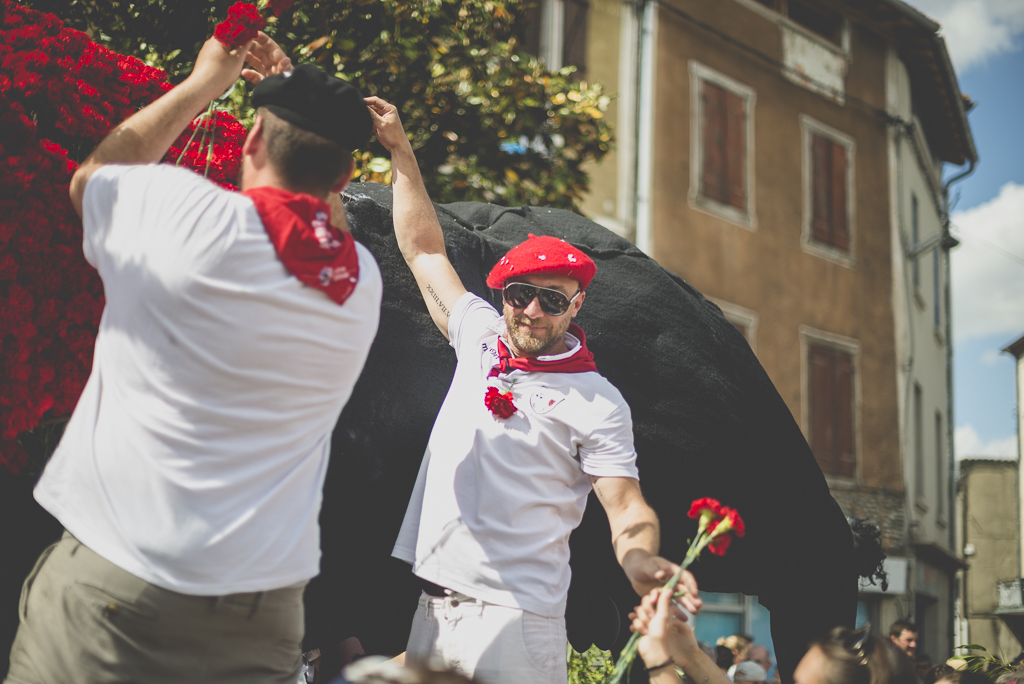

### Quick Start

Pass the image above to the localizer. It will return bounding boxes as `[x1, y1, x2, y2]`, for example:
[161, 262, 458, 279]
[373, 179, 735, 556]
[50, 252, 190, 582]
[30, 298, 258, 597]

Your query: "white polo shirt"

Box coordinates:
[35, 164, 382, 595]
[393, 293, 638, 618]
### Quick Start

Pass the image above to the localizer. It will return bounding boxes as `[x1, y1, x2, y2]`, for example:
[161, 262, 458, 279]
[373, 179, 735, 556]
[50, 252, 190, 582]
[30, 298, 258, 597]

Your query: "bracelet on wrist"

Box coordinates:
[645, 657, 675, 673]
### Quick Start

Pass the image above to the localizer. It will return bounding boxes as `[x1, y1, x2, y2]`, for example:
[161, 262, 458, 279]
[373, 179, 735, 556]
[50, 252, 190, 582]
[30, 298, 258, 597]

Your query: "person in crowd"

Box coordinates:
[997, 666, 1024, 684]
[749, 645, 774, 674]
[5, 30, 381, 684]
[631, 587, 916, 684]
[916, 653, 934, 683]
[721, 633, 755, 677]
[933, 671, 993, 684]
[365, 97, 701, 684]
[924, 665, 955, 684]
[889, 620, 919, 659]
[734, 660, 769, 684]
[719, 645, 740, 672]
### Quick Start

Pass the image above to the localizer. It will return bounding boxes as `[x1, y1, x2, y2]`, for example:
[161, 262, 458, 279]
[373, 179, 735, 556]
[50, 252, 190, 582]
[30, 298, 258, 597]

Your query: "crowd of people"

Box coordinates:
[4, 16, 1023, 684]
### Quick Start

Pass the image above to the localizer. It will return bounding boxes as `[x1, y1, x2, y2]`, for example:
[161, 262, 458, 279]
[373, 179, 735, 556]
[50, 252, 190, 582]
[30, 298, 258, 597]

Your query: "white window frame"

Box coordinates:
[799, 325, 862, 482]
[689, 60, 758, 231]
[710, 298, 759, 353]
[800, 114, 856, 268]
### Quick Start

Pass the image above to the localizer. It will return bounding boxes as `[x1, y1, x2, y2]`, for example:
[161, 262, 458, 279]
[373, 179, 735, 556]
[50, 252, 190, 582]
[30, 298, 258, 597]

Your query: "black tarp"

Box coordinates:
[306, 183, 857, 682]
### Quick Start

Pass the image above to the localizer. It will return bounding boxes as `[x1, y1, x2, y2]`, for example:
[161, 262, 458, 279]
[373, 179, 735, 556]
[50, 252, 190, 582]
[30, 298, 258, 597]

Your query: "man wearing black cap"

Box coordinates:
[5, 33, 381, 684]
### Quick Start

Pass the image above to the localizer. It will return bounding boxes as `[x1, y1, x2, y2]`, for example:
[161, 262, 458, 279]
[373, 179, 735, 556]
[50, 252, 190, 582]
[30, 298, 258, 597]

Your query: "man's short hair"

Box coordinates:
[258, 107, 353, 196]
[890, 620, 918, 638]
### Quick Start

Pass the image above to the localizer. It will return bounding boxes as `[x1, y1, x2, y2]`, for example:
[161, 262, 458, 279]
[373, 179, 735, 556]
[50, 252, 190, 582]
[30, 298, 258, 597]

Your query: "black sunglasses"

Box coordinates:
[502, 282, 582, 316]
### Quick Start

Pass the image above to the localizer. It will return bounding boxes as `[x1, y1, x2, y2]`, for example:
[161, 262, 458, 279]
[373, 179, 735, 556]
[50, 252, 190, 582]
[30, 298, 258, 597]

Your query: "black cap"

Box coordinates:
[251, 63, 372, 151]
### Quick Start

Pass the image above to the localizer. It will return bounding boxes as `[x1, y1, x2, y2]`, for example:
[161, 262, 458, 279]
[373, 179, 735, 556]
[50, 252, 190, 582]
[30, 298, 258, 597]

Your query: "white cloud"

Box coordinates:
[955, 423, 1017, 459]
[906, 0, 1024, 72]
[950, 182, 1024, 342]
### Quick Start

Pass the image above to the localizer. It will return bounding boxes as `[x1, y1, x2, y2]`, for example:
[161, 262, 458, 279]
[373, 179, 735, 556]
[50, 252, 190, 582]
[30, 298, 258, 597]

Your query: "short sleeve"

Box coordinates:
[447, 292, 501, 361]
[578, 400, 639, 479]
[81, 164, 135, 270]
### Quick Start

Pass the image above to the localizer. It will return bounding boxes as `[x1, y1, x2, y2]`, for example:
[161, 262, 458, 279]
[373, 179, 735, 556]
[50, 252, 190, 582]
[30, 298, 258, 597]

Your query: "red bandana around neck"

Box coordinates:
[488, 323, 598, 378]
[243, 186, 360, 305]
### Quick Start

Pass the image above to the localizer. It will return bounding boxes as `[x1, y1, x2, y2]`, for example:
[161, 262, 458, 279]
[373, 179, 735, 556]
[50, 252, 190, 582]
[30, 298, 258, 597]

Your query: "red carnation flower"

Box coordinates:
[687, 497, 722, 520]
[484, 386, 517, 419]
[214, 2, 264, 47]
[707, 506, 745, 556]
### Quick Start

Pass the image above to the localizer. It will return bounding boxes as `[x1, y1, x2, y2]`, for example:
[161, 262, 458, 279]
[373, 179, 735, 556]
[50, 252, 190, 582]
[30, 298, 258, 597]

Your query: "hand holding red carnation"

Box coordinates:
[214, 2, 264, 48]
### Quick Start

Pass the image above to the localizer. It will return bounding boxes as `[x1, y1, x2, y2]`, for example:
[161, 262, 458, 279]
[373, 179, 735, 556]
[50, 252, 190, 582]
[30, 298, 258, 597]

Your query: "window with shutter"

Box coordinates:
[810, 133, 850, 250]
[808, 342, 856, 477]
[801, 116, 854, 263]
[690, 62, 755, 229]
[701, 82, 746, 211]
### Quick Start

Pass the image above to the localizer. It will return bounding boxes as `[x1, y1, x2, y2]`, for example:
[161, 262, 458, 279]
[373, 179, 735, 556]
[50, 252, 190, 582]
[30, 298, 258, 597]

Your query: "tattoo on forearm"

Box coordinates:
[426, 284, 450, 318]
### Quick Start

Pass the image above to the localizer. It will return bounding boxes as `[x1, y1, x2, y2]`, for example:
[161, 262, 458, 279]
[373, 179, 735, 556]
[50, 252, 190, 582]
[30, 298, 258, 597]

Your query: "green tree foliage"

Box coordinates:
[26, 0, 613, 210]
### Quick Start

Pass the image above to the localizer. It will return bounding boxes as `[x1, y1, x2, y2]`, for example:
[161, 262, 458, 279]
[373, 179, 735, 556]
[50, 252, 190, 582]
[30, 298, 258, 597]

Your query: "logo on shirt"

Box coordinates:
[312, 211, 342, 251]
[529, 389, 564, 415]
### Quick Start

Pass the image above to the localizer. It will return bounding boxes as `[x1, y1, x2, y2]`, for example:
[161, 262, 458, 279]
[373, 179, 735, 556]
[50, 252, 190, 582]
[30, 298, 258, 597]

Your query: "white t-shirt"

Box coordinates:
[393, 293, 638, 618]
[35, 164, 382, 595]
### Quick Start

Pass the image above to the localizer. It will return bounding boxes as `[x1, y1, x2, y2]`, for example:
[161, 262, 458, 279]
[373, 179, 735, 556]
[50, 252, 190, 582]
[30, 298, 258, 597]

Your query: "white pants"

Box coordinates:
[406, 592, 568, 684]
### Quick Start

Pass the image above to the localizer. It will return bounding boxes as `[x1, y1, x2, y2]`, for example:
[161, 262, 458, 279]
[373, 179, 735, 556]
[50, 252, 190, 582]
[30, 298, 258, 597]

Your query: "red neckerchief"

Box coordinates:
[487, 324, 598, 377]
[243, 186, 360, 306]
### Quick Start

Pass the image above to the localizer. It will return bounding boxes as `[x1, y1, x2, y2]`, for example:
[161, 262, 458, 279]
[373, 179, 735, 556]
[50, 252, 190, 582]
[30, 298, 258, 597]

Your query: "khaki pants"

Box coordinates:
[5, 533, 306, 684]
[406, 592, 568, 684]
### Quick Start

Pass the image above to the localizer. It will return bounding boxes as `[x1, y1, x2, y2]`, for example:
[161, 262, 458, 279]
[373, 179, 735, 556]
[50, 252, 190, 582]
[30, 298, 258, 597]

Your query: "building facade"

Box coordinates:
[957, 458, 1022, 661]
[525, 0, 975, 662]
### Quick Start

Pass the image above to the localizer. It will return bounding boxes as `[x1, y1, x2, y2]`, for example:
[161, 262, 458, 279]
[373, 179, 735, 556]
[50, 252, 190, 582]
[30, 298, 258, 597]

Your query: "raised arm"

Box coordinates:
[590, 476, 702, 615]
[69, 36, 253, 217]
[364, 97, 466, 340]
[632, 587, 732, 684]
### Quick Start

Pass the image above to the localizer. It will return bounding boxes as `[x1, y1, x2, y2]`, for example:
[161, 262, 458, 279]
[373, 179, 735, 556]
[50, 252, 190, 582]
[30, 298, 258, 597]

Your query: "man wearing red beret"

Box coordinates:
[366, 98, 702, 684]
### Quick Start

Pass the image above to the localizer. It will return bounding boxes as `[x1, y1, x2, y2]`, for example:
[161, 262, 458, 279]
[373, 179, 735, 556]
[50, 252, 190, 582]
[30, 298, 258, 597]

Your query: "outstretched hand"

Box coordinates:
[364, 97, 413, 155]
[622, 551, 702, 616]
[631, 586, 701, 675]
[241, 31, 293, 84]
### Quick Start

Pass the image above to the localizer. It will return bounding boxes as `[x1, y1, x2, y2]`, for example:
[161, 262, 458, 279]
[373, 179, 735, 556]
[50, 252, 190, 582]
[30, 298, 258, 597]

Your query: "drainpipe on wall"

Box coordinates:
[942, 156, 975, 654]
[630, 0, 656, 255]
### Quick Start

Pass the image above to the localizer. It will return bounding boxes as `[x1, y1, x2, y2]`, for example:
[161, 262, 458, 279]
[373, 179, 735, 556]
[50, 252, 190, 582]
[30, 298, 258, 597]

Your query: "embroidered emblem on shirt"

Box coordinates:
[529, 389, 564, 414]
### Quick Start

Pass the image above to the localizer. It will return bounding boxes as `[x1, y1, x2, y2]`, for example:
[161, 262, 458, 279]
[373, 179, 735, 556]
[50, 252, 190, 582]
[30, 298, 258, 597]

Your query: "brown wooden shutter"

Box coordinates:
[808, 344, 856, 477]
[834, 349, 855, 477]
[809, 345, 834, 474]
[811, 134, 831, 243]
[830, 142, 849, 250]
[702, 81, 726, 204]
[725, 89, 746, 210]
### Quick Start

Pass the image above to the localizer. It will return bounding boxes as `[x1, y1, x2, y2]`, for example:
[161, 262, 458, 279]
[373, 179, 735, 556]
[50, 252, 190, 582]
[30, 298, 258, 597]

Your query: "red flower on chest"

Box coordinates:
[484, 386, 517, 419]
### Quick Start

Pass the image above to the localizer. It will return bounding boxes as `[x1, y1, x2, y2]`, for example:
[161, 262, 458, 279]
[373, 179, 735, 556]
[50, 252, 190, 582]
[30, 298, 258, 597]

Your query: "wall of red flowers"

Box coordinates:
[0, 1, 248, 472]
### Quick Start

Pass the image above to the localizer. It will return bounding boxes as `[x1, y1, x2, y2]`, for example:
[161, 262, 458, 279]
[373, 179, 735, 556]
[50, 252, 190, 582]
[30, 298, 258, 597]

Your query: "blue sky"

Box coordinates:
[906, 0, 1024, 459]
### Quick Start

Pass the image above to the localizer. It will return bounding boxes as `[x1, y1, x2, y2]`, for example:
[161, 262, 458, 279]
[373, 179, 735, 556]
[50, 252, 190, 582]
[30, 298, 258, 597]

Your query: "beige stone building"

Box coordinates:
[958, 458, 1021, 660]
[524, 0, 975, 662]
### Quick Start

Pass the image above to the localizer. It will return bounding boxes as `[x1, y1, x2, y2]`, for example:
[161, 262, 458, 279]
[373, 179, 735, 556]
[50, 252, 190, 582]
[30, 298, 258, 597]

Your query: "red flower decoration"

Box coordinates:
[268, 0, 294, 17]
[484, 386, 517, 419]
[0, 1, 250, 472]
[707, 506, 745, 556]
[687, 497, 722, 520]
[214, 2, 264, 48]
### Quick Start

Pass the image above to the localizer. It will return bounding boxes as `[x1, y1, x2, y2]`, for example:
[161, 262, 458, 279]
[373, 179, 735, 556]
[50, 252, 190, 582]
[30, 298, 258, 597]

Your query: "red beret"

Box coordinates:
[485, 234, 596, 290]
